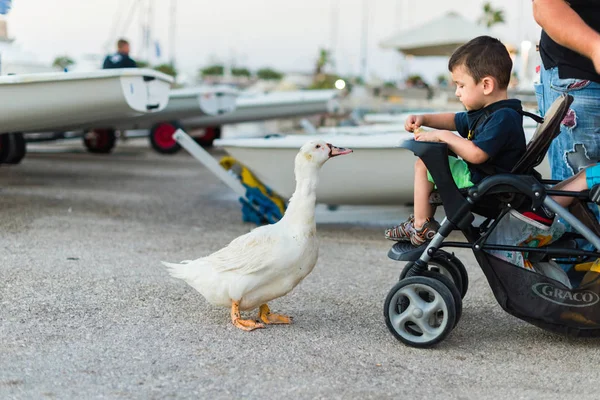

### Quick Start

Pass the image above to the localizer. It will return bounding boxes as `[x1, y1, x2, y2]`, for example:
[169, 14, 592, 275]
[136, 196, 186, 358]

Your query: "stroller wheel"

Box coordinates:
[420, 270, 462, 327]
[400, 251, 469, 299]
[384, 276, 456, 348]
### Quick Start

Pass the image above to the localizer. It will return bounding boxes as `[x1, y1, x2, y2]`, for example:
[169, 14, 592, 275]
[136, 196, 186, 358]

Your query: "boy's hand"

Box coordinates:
[405, 115, 425, 132]
[415, 129, 440, 142]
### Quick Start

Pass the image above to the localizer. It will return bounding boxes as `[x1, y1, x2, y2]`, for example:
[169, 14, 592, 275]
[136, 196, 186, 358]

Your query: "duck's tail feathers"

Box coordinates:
[162, 261, 194, 280]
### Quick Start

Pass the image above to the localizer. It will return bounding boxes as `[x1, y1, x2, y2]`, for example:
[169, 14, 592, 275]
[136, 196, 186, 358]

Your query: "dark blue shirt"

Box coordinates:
[102, 52, 137, 69]
[454, 99, 526, 183]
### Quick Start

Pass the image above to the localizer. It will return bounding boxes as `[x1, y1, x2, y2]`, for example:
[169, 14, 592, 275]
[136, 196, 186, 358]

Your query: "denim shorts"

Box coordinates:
[535, 64, 600, 181]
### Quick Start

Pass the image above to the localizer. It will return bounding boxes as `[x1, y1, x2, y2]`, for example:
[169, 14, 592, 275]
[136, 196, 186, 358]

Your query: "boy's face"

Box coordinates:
[451, 65, 486, 111]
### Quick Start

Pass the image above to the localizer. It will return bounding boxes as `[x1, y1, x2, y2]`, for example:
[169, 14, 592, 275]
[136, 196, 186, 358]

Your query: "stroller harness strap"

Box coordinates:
[465, 103, 543, 177]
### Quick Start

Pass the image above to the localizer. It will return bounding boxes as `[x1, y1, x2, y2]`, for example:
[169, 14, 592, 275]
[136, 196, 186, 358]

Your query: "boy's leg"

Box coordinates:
[384, 158, 435, 241]
[414, 158, 435, 228]
[552, 168, 588, 207]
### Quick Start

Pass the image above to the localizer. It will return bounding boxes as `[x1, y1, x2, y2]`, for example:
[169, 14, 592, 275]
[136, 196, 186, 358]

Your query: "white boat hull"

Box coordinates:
[0, 69, 173, 134]
[107, 86, 239, 130]
[181, 90, 341, 128]
[215, 133, 552, 206]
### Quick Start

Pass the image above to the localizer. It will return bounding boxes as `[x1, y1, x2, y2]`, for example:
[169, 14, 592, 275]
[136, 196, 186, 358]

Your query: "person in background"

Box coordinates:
[533, 0, 600, 183]
[102, 38, 137, 69]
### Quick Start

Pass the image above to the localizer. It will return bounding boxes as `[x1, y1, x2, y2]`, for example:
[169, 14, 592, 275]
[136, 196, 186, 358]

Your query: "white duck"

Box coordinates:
[162, 140, 353, 331]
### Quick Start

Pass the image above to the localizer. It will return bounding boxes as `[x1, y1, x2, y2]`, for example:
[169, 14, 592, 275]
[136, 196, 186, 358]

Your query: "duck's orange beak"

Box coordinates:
[328, 143, 353, 158]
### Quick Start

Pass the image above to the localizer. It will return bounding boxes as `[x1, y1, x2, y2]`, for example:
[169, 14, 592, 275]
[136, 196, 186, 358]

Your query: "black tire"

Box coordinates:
[3, 133, 26, 164]
[194, 125, 221, 147]
[84, 129, 116, 154]
[420, 270, 462, 327]
[0, 133, 12, 164]
[444, 252, 469, 297]
[149, 121, 182, 154]
[384, 276, 456, 348]
[400, 251, 469, 299]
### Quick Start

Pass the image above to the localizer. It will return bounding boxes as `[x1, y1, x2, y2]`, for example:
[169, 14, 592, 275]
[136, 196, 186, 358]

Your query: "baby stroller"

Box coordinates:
[384, 94, 600, 348]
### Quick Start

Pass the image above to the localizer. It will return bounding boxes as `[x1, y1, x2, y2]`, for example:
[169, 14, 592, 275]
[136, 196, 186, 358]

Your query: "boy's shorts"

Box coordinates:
[586, 164, 600, 188]
[427, 156, 474, 189]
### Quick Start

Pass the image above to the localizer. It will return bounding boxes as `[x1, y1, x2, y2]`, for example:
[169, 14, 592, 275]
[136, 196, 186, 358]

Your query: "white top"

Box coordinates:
[237, 90, 339, 107]
[0, 68, 174, 85]
[216, 132, 415, 149]
[170, 85, 239, 99]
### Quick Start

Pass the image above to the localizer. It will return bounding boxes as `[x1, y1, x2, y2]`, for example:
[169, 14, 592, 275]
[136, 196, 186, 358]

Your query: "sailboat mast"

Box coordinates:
[147, 0, 154, 62]
[329, 0, 339, 71]
[169, 0, 176, 66]
[360, 0, 369, 82]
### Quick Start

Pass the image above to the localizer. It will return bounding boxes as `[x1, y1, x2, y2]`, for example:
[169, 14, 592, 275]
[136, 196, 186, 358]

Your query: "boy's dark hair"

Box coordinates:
[117, 38, 129, 48]
[448, 35, 512, 89]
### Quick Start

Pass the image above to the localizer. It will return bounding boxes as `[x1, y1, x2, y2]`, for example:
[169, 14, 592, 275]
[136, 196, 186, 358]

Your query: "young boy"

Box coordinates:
[385, 35, 527, 246]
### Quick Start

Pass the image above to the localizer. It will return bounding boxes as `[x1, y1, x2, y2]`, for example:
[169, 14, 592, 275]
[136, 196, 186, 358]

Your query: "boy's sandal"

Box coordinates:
[409, 218, 441, 247]
[384, 215, 416, 241]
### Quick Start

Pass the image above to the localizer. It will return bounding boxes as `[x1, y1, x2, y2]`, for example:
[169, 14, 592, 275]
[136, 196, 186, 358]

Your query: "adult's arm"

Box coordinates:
[533, 0, 600, 73]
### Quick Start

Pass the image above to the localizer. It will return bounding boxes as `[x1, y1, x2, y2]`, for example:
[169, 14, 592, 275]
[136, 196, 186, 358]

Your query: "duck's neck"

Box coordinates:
[282, 163, 319, 228]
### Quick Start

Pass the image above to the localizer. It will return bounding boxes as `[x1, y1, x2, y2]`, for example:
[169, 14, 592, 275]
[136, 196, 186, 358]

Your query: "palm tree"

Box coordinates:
[52, 56, 75, 71]
[478, 2, 505, 28]
[314, 48, 331, 77]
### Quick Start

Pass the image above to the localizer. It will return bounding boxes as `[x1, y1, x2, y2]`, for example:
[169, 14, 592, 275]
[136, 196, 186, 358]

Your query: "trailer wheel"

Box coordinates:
[84, 129, 116, 154]
[149, 122, 181, 154]
[3, 133, 26, 164]
[194, 125, 221, 147]
[0, 133, 10, 164]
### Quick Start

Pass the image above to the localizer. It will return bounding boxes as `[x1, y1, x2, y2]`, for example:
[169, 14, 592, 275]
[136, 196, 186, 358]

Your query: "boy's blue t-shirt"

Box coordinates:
[454, 99, 526, 183]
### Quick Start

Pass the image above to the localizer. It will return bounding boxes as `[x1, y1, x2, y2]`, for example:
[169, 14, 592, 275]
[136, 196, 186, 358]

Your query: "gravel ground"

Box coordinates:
[1, 138, 598, 400]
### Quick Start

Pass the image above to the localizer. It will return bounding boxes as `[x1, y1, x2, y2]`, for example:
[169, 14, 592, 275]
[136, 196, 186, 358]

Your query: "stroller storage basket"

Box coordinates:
[475, 251, 600, 336]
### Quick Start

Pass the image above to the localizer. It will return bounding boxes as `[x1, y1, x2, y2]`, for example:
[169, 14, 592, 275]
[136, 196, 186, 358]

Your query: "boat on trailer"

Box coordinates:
[0, 68, 173, 133]
[214, 128, 551, 206]
[0, 68, 173, 163]
[122, 89, 342, 154]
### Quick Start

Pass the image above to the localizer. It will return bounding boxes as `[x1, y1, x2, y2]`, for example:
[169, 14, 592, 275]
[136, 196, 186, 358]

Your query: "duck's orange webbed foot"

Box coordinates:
[231, 301, 265, 331]
[258, 304, 293, 325]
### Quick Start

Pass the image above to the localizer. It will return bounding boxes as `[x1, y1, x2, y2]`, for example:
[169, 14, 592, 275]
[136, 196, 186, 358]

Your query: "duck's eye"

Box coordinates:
[316, 145, 321, 149]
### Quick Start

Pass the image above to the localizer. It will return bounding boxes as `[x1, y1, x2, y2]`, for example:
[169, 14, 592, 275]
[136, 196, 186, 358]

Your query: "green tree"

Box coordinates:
[478, 2, 505, 28]
[406, 74, 428, 87]
[52, 55, 75, 70]
[308, 73, 339, 90]
[232, 67, 251, 77]
[256, 68, 283, 80]
[200, 64, 225, 77]
[437, 74, 449, 86]
[136, 60, 150, 68]
[153, 63, 177, 78]
[314, 48, 331, 76]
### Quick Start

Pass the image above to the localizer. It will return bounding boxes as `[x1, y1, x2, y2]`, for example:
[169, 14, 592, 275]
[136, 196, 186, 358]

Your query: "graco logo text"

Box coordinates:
[532, 283, 600, 307]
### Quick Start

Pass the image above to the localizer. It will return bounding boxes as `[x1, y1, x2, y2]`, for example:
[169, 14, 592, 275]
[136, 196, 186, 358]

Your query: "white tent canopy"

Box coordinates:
[380, 12, 505, 57]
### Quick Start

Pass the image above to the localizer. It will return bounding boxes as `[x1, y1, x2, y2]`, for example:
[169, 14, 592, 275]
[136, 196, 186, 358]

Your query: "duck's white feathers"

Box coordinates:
[208, 224, 282, 275]
[162, 222, 318, 310]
